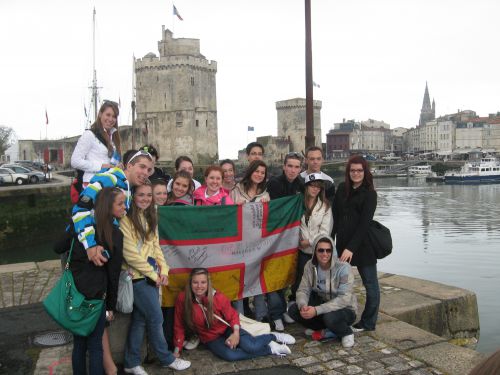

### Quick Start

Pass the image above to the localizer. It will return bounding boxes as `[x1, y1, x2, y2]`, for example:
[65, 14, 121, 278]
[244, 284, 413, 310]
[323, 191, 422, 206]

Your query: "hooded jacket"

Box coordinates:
[193, 185, 234, 206]
[229, 182, 270, 204]
[296, 235, 357, 316]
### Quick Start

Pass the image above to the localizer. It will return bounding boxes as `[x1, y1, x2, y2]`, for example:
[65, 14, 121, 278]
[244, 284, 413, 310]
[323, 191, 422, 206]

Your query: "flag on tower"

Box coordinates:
[248, 126, 255, 131]
[173, 5, 183, 20]
[84, 105, 88, 117]
[313, 81, 320, 88]
[45, 109, 49, 125]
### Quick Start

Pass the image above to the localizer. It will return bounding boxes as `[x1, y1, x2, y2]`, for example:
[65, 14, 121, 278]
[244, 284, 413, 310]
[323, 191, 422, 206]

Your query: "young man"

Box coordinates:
[246, 142, 264, 163]
[300, 146, 335, 203]
[267, 152, 304, 199]
[265, 151, 305, 329]
[288, 235, 357, 348]
[72, 149, 154, 266]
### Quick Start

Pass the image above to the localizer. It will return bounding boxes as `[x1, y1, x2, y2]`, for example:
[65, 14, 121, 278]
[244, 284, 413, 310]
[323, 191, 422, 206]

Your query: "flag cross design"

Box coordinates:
[158, 195, 304, 307]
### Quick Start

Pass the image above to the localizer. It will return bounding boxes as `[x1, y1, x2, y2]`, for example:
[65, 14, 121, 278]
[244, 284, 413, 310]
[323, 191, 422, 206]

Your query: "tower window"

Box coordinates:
[191, 77, 195, 86]
[206, 120, 208, 127]
[196, 120, 199, 127]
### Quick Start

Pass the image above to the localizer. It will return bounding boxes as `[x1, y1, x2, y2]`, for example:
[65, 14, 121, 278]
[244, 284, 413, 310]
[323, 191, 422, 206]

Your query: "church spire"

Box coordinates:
[419, 82, 435, 126]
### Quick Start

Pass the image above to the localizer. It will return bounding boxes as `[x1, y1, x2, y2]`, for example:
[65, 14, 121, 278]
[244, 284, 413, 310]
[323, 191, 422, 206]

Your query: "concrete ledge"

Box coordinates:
[408, 342, 484, 375]
[379, 275, 480, 340]
[36, 260, 61, 271]
[0, 262, 37, 274]
[371, 320, 445, 351]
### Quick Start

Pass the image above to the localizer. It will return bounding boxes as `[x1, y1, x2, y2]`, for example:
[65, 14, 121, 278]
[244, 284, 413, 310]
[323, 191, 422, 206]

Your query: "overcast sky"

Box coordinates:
[1, 0, 499, 159]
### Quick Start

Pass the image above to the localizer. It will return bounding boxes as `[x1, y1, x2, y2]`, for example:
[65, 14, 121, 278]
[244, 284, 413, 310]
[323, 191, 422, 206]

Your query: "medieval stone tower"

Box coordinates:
[419, 82, 436, 126]
[276, 98, 322, 154]
[135, 26, 218, 164]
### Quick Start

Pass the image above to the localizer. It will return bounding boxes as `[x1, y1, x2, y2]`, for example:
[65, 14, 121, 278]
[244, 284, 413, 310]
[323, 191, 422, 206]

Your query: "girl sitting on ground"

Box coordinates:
[173, 268, 295, 362]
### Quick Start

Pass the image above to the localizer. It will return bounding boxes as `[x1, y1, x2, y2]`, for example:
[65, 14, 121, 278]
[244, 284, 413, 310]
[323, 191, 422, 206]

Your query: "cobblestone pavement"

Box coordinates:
[1, 262, 447, 374]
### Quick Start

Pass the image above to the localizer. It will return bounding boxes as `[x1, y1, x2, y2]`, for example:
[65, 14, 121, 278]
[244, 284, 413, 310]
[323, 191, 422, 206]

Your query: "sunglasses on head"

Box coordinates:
[317, 248, 333, 254]
[128, 150, 153, 164]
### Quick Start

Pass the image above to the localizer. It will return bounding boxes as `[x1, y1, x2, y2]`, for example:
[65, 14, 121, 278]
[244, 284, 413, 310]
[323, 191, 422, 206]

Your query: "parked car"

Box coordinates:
[0, 167, 30, 185]
[0, 176, 4, 185]
[1, 164, 46, 183]
[15, 160, 53, 172]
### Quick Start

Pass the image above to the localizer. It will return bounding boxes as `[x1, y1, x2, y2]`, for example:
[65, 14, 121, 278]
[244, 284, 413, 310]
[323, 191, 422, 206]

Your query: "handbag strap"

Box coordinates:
[64, 238, 75, 270]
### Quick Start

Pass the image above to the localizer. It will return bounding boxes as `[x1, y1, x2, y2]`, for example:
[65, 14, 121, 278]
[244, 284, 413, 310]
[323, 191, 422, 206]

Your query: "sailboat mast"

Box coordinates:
[92, 7, 98, 122]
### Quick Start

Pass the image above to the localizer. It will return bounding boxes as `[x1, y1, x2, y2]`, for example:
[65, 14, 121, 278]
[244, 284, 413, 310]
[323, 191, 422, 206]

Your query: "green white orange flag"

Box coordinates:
[158, 195, 304, 307]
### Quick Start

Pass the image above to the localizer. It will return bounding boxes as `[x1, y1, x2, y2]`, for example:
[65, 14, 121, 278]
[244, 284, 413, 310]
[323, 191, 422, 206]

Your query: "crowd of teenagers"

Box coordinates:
[62, 101, 380, 375]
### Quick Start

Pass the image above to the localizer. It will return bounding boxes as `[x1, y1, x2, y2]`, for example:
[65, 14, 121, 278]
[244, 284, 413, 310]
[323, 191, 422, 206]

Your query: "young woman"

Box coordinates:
[66, 187, 125, 375]
[166, 171, 194, 206]
[167, 156, 201, 192]
[289, 173, 333, 311]
[332, 155, 379, 332]
[219, 159, 236, 191]
[71, 101, 122, 185]
[173, 268, 295, 362]
[193, 166, 234, 206]
[228, 160, 269, 323]
[120, 182, 191, 373]
[288, 235, 357, 348]
[230, 160, 269, 204]
[152, 180, 168, 206]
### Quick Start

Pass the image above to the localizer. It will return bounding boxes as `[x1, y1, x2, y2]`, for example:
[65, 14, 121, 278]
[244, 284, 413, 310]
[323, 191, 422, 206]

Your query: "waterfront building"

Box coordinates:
[134, 27, 218, 164]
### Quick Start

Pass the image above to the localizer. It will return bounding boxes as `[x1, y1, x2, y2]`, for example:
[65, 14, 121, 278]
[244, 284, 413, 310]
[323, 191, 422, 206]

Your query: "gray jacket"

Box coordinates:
[296, 234, 358, 316]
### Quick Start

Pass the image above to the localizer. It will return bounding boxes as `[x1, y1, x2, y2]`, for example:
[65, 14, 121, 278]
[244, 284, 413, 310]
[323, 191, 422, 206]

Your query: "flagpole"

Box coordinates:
[172, 2, 175, 35]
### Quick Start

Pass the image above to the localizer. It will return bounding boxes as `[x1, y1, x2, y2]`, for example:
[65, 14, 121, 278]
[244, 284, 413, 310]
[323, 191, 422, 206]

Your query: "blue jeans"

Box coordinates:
[357, 264, 380, 330]
[72, 305, 106, 375]
[253, 294, 267, 321]
[205, 328, 273, 361]
[124, 280, 175, 368]
[267, 290, 286, 321]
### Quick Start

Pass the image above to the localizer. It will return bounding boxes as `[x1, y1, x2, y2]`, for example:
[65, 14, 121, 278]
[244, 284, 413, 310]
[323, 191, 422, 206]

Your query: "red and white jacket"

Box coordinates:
[174, 290, 240, 353]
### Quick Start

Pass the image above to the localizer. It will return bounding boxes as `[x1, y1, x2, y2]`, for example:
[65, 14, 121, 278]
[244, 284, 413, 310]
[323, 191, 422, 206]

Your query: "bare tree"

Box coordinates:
[0, 125, 15, 157]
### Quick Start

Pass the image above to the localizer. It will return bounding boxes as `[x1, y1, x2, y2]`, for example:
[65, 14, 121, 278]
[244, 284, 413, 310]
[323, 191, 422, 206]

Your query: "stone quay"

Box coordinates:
[0, 260, 484, 375]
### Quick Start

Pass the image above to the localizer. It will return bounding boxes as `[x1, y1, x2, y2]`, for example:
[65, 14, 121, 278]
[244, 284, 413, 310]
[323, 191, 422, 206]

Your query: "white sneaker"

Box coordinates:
[272, 331, 296, 345]
[283, 312, 295, 324]
[124, 366, 148, 375]
[268, 341, 292, 357]
[304, 328, 314, 336]
[167, 358, 191, 371]
[342, 334, 355, 348]
[183, 336, 200, 350]
[273, 318, 285, 332]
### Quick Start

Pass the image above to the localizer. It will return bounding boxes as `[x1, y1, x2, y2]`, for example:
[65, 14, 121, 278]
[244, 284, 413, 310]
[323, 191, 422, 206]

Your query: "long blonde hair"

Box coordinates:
[183, 268, 214, 332]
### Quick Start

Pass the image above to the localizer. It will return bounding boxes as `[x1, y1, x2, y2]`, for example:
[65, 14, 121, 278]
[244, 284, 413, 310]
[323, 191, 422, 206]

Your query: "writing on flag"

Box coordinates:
[158, 195, 304, 307]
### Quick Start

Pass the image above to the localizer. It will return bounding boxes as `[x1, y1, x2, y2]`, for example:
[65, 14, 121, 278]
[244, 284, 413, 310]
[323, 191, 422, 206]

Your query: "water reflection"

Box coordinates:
[374, 177, 500, 353]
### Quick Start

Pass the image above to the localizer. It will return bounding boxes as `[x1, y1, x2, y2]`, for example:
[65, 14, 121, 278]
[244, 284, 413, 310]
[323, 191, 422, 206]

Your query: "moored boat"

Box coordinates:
[444, 156, 500, 184]
[409, 165, 432, 177]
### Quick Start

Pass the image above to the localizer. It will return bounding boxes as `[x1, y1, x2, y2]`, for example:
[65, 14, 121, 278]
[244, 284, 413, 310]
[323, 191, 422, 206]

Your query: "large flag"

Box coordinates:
[159, 195, 304, 307]
[173, 5, 183, 21]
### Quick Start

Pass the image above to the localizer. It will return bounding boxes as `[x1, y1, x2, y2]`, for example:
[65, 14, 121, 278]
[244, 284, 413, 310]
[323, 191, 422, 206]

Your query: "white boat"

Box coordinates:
[444, 156, 500, 184]
[409, 165, 432, 176]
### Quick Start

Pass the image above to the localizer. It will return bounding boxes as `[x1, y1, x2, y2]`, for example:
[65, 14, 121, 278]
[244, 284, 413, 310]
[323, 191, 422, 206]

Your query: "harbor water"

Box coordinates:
[1, 176, 498, 353]
[374, 177, 500, 353]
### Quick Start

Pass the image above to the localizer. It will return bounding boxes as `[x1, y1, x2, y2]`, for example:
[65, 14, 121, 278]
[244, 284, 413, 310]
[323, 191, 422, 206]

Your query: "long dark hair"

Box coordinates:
[128, 181, 157, 242]
[240, 160, 267, 195]
[183, 268, 214, 332]
[304, 180, 329, 223]
[94, 187, 123, 252]
[344, 155, 374, 198]
[90, 101, 121, 157]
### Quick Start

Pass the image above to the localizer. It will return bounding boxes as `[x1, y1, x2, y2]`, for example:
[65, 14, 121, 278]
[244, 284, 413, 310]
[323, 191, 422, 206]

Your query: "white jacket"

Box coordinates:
[71, 129, 116, 183]
[299, 200, 333, 255]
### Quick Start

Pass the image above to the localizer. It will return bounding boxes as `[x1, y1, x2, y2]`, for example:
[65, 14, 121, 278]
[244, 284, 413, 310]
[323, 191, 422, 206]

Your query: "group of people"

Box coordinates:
[63, 101, 381, 375]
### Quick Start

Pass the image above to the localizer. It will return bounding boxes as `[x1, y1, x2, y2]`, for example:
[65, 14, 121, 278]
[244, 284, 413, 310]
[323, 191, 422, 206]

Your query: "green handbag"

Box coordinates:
[43, 239, 105, 336]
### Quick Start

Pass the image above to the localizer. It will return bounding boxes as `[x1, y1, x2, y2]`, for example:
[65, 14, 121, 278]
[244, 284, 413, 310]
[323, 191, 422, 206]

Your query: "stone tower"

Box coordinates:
[276, 98, 322, 154]
[135, 27, 218, 164]
[419, 82, 435, 126]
